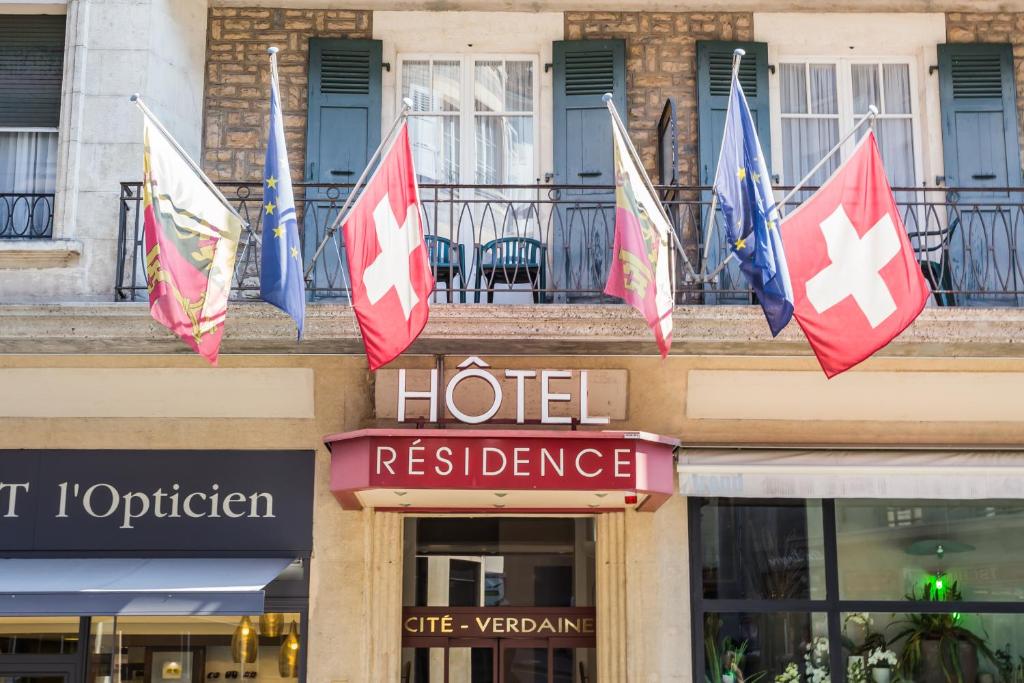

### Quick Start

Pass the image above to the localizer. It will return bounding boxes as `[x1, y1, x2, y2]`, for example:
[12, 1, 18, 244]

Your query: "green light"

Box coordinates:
[935, 578, 944, 590]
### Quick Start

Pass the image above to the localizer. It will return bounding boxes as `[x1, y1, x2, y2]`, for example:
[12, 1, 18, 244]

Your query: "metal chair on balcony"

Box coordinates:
[474, 236, 547, 304]
[425, 234, 466, 303]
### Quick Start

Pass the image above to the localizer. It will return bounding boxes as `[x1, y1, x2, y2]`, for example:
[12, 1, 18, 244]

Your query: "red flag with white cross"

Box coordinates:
[779, 131, 929, 378]
[343, 123, 434, 370]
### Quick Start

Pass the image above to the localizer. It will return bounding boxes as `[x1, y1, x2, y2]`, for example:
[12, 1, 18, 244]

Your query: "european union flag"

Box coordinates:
[714, 73, 793, 336]
[260, 69, 305, 337]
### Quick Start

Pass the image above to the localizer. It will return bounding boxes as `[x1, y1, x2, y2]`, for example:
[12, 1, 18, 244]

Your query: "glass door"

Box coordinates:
[499, 639, 548, 683]
[447, 639, 496, 683]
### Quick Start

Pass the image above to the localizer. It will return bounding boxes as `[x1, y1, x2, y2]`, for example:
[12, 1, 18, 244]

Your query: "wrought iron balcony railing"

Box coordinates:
[115, 182, 1024, 307]
[0, 192, 54, 238]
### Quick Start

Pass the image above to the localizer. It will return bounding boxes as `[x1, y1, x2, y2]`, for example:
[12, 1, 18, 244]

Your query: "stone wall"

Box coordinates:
[203, 7, 372, 182]
[945, 12, 1024, 174]
[565, 11, 753, 184]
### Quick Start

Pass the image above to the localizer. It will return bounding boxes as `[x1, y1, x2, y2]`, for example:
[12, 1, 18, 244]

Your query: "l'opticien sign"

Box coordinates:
[376, 357, 627, 425]
[402, 608, 596, 639]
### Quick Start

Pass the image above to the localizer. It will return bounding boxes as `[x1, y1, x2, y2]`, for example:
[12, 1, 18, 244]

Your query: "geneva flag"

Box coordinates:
[779, 131, 929, 378]
[343, 123, 433, 370]
[142, 116, 242, 365]
[604, 120, 674, 357]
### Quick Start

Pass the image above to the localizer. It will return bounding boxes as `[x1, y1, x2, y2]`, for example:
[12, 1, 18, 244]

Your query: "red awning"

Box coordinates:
[324, 429, 678, 512]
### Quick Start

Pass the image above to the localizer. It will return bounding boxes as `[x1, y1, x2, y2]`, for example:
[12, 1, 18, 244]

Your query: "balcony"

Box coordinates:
[0, 192, 55, 239]
[115, 182, 1024, 307]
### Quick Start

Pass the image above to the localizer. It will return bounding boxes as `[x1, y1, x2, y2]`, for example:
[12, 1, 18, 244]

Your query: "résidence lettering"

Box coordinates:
[375, 442, 634, 481]
[55, 482, 276, 529]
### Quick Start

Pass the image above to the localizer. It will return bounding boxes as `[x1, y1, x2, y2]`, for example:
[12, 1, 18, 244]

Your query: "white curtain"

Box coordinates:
[852, 63, 916, 189]
[0, 131, 57, 236]
[780, 63, 840, 187]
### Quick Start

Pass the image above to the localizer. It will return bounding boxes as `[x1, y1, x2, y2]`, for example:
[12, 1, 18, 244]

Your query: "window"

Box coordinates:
[0, 14, 64, 238]
[400, 56, 537, 187]
[778, 59, 918, 190]
[88, 613, 305, 681]
[691, 498, 1024, 683]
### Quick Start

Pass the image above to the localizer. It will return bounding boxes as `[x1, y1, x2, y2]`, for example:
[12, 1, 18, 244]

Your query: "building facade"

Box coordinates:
[2, 1, 1024, 682]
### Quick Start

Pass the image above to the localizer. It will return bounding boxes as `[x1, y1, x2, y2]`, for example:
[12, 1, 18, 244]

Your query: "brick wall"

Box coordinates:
[946, 12, 1024, 174]
[203, 7, 372, 182]
[565, 11, 753, 184]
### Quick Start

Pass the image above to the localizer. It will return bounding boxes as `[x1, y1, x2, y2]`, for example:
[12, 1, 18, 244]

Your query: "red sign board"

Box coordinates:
[325, 429, 676, 512]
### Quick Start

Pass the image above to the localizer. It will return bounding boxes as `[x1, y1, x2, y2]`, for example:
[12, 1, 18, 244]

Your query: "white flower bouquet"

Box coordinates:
[866, 647, 898, 669]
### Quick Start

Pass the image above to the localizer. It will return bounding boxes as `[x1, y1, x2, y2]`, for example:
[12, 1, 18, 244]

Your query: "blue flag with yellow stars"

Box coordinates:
[259, 70, 305, 337]
[713, 73, 793, 336]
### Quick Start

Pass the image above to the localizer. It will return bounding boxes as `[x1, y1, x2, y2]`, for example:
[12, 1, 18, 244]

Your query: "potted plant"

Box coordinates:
[889, 580, 995, 683]
[704, 615, 766, 683]
[776, 663, 800, 683]
[866, 646, 899, 683]
[805, 636, 831, 683]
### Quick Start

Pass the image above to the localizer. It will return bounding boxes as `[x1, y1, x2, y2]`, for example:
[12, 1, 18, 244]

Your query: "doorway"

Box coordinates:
[400, 518, 598, 683]
[402, 637, 595, 683]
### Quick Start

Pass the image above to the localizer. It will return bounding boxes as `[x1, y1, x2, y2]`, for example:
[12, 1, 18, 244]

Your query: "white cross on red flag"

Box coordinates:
[779, 131, 930, 378]
[343, 123, 434, 370]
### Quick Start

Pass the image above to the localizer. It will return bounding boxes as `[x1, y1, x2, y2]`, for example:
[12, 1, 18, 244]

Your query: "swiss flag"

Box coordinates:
[343, 123, 434, 370]
[779, 131, 929, 378]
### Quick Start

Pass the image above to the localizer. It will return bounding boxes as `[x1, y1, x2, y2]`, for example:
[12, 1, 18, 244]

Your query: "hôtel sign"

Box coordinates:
[330, 357, 675, 513]
[375, 357, 627, 425]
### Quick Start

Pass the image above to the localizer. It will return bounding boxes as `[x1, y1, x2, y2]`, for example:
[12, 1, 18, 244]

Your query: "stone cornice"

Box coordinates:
[0, 302, 1022, 358]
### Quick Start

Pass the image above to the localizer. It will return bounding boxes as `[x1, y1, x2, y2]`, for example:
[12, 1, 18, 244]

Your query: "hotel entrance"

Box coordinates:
[400, 518, 597, 683]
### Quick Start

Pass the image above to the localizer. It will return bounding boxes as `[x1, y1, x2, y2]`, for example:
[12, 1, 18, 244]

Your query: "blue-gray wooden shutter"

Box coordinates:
[552, 39, 626, 193]
[551, 39, 626, 300]
[938, 43, 1023, 306]
[305, 38, 382, 184]
[0, 15, 65, 127]
[304, 38, 382, 298]
[937, 43, 1022, 189]
[697, 41, 770, 304]
[696, 41, 771, 186]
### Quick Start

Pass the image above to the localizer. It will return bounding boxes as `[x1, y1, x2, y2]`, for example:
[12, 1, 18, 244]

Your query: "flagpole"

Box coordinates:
[303, 98, 413, 282]
[130, 94, 246, 226]
[700, 48, 745, 273]
[603, 94, 699, 283]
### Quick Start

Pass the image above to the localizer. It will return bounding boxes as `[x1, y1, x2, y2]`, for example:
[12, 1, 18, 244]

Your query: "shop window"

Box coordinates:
[691, 497, 1024, 683]
[0, 617, 79, 655]
[703, 612, 830, 682]
[88, 613, 303, 682]
[837, 499, 1024, 602]
[699, 498, 826, 600]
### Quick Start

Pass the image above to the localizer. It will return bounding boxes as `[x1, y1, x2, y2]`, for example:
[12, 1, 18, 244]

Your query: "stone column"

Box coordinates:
[366, 510, 404, 682]
[596, 512, 628, 682]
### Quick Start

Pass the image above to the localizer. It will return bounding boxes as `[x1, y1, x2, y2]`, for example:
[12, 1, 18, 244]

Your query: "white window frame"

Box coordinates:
[771, 55, 924, 190]
[396, 53, 541, 186]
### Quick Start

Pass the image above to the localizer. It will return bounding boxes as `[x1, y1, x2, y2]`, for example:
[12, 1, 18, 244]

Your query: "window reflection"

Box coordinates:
[837, 499, 1024, 601]
[700, 499, 826, 600]
[0, 617, 79, 655]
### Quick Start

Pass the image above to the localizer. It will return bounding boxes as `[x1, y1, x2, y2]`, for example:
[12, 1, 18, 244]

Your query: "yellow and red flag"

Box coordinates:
[142, 115, 242, 365]
[603, 121, 674, 356]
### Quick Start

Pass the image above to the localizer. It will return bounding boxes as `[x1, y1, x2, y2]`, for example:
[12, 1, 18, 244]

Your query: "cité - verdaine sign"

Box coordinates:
[375, 356, 627, 425]
[0, 450, 314, 554]
[403, 607, 596, 639]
